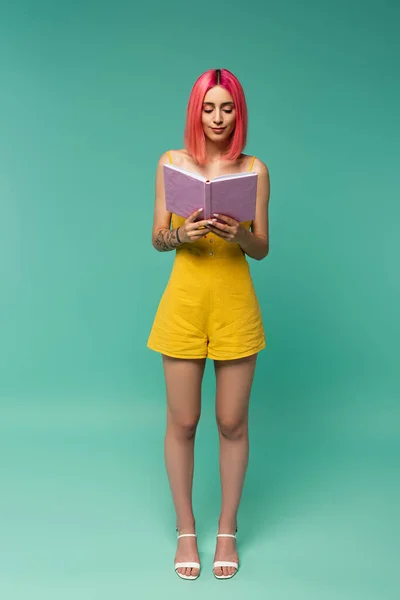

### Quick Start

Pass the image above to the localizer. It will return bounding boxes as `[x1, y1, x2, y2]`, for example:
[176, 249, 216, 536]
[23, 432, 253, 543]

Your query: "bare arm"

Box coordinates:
[238, 160, 270, 260]
[152, 152, 182, 252]
[153, 227, 181, 251]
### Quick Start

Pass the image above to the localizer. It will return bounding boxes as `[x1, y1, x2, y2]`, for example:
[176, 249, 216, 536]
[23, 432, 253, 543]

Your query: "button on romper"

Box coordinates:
[147, 151, 266, 360]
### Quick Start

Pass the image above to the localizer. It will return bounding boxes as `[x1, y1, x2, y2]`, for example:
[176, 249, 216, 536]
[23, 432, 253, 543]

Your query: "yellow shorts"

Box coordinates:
[147, 216, 266, 361]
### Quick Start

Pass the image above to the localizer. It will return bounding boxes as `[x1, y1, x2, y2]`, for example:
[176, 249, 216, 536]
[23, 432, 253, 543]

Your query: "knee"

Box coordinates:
[170, 415, 200, 440]
[216, 417, 247, 440]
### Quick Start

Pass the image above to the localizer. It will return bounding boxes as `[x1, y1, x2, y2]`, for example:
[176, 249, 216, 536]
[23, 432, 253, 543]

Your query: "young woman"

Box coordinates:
[147, 68, 270, 580]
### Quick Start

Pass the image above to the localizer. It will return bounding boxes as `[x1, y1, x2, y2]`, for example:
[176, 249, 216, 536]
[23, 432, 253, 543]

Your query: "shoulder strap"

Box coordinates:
[249, 155, 256, 172]
[166, 150, 173, 164]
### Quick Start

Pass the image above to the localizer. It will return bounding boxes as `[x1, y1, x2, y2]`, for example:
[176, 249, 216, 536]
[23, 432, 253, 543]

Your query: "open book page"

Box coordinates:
[212, 171, 257, 182]
[164, 163, 257, 183]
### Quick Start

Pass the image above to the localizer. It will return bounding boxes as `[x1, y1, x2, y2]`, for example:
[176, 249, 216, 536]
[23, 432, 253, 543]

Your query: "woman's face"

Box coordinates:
[201, 86, 236, 142]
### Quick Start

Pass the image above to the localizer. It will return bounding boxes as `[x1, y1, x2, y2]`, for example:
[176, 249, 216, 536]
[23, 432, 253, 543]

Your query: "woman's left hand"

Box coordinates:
[205, 214, 247, 243]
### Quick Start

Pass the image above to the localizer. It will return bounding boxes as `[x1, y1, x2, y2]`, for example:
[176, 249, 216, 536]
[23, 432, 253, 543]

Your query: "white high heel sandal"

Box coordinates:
[174, 529, 201, 580]
[213, 528, 239, 580]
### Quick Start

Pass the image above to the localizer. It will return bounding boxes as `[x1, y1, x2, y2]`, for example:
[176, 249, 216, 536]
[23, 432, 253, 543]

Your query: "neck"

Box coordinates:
[204, 137, 232, 163]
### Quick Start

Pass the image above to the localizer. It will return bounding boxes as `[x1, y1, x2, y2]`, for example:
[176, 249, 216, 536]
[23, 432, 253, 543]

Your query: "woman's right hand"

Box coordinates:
[178, 208, 215, 244]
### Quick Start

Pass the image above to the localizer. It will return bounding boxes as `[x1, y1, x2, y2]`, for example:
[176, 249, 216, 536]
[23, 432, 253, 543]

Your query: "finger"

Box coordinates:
[188, 227, 210, 237]
[206, 228, 231, 240]
[185, 220, 212, 233]
[212, 213, 237, 226]
[188, 232, 209, 241]
[205, 221, 230, 232]
[186, 208, 204, 223]
[190, 228, 209, 236]
[192, 218, 215, 229]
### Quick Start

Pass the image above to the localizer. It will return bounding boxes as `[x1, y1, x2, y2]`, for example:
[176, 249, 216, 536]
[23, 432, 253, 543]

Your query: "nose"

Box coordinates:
[213, 109, 223, 125]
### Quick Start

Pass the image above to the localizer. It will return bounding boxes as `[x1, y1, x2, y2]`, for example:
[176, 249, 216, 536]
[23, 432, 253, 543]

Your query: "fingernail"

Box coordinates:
[213, 213, 218, 217]
[198, 208, 203, 211]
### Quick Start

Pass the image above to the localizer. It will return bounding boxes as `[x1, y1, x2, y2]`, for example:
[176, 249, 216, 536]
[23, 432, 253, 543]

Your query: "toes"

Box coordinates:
[176, 562, 200, 579]
[216, 566, 236, 577]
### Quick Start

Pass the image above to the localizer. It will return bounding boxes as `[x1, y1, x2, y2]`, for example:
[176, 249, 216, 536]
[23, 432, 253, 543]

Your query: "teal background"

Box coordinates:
[0, 0, 399, 598]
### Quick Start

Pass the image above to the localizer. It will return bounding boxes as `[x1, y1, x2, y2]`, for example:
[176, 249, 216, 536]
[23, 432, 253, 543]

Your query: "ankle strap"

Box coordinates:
[177, 533, 197, 539]
[217, 533, 236, 539]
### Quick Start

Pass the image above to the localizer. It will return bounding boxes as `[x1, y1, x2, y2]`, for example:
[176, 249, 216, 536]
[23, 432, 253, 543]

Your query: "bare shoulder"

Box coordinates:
[253, 156, 270, 211]
[252, 156, 269, 176]
[157, 150, 171, 167]
[159, 148, 189, 167]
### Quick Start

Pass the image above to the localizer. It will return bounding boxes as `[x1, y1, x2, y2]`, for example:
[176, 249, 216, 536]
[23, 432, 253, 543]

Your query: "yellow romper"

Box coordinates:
[147, 152, 266, 360]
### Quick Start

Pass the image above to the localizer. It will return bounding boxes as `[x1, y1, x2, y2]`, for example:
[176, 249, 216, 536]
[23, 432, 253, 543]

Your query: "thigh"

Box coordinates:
[162, 355, 206, 424]
[214, 354, 258, 424]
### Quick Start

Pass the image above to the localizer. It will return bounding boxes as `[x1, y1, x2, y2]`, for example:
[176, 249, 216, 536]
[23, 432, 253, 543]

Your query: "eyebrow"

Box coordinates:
[202, 102, 234, 107]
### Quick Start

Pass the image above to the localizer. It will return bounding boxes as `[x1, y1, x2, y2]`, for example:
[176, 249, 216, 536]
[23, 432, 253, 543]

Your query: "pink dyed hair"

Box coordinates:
[184, 68, 248, 166]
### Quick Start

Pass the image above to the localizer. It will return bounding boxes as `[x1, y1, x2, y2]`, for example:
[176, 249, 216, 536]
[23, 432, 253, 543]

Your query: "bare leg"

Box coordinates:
[162, 354, 206, 578]
[213, 353, 258, 577]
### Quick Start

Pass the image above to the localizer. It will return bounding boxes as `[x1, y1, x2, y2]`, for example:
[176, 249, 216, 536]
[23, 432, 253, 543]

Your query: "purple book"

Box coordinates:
[163, 164, 258, 222]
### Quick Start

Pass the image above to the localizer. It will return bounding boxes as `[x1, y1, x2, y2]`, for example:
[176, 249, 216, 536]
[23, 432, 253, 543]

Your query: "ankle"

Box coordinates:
[217, 519, 237, 535]
[176, 519, 196, 534]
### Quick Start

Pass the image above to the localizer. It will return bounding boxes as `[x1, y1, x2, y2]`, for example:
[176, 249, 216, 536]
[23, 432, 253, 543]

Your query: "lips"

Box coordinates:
[211, 127, 225, 132]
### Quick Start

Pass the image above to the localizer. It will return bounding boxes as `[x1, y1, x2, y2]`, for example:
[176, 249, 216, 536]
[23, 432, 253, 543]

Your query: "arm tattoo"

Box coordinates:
[154, 228, 182, 252]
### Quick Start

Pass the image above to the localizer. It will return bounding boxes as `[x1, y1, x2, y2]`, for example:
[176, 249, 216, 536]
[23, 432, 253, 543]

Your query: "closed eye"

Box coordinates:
[203, 109, 232, 114]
